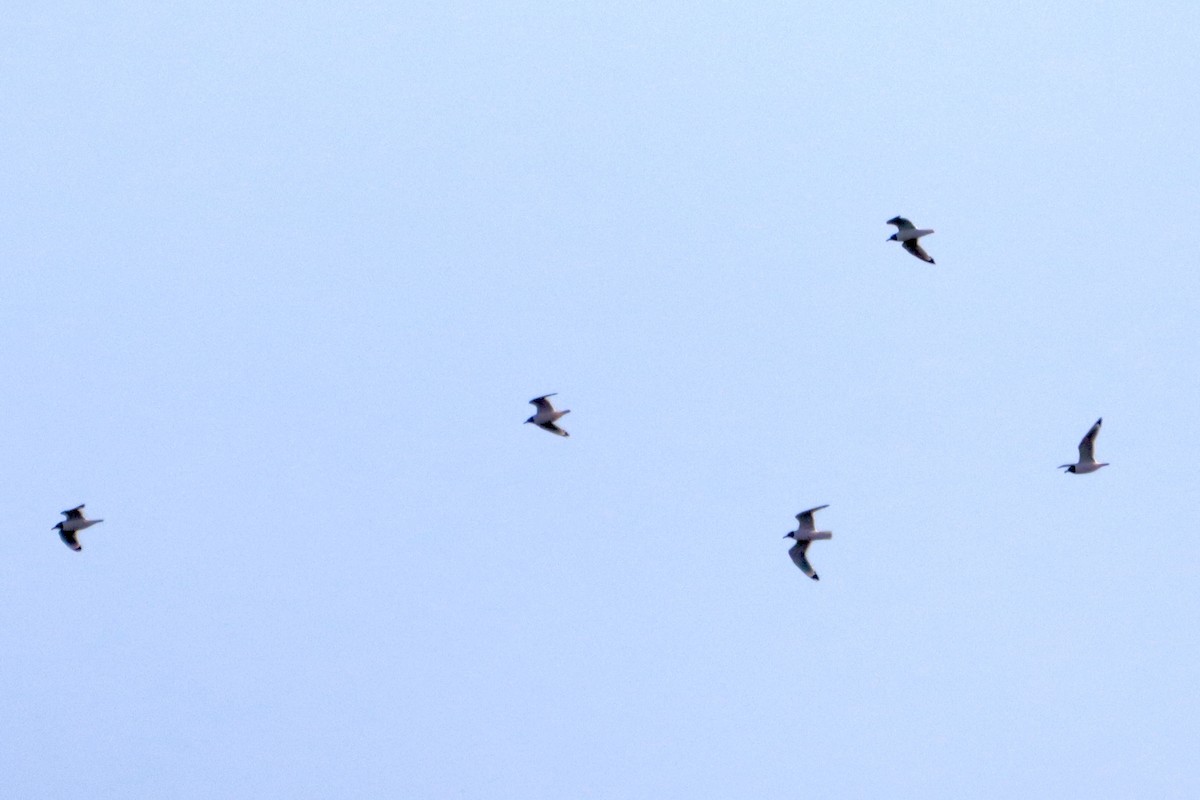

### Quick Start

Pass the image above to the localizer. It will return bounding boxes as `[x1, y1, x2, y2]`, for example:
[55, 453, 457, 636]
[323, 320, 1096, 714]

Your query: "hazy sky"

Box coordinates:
[3, 2, 1199, 797]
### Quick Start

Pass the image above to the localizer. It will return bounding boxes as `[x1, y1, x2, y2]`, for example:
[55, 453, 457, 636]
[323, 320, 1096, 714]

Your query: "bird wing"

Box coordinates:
[789, 541, 818, 579]
[1078, 418, 1102, 463]
[59, 529, 81, 551]
[795, 504, 829, 535]
[529, 394, 557, 412]
[887, 216, 915, 230]
[903, 239, 935, 263]
[538, 421, 569, 437]
[62, 505, 85, 520]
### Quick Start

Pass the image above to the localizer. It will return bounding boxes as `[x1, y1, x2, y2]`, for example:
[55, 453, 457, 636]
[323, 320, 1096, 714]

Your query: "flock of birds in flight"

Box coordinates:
[54, 217, 1111, 564]
[521, 217, 1112, 582]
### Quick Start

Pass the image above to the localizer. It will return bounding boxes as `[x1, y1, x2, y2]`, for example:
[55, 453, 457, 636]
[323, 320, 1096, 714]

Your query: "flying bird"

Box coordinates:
[54, 504, 103, 551]
[1059, 418, 1109, 474]
[525, 393, 570, 437]
[887, 216, 936, 263]
[784, 505, 832, 581]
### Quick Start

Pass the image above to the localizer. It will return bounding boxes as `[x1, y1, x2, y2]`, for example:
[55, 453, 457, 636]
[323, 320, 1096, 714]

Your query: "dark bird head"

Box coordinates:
[887, 233, 898, 241]
[783, 531, 795, 540]
[811, 574, 820, 581]
[52, 522, 62, 531]
[1059, 464, 1077, 473]
[524, 416, 534, 424]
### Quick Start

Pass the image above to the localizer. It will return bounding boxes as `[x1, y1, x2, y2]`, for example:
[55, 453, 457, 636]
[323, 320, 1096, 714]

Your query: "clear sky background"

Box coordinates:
[2, 2, 1199, 797]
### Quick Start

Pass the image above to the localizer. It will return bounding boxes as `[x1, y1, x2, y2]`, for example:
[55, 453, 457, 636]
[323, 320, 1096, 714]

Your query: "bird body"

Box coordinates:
[525, 394, 570, 437]
[54, 505, 103, 551]
[895, 228, 934, 242]
[784, 505, 832, 581]
[1060, 418, 1109, 474]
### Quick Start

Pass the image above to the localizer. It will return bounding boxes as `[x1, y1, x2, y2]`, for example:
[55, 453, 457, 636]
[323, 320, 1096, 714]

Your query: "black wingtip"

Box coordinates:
[812, 574, 820, 581]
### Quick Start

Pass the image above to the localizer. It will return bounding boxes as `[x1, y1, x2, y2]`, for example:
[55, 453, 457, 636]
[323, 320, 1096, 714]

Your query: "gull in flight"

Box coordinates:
[886, 216, 936, 264]
[1059, 418, 1109, 474]
[525, 393, 570, 437]
[784, 505, 832, 581]
[54, 504, 103, 551]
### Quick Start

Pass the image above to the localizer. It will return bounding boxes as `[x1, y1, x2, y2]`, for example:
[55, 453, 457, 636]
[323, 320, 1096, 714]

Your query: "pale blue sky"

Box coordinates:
[2, 2, 1199, 797]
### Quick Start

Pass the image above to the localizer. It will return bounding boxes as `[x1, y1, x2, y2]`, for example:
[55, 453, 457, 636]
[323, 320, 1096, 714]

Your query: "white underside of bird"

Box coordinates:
[530, 407, 566, 425]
